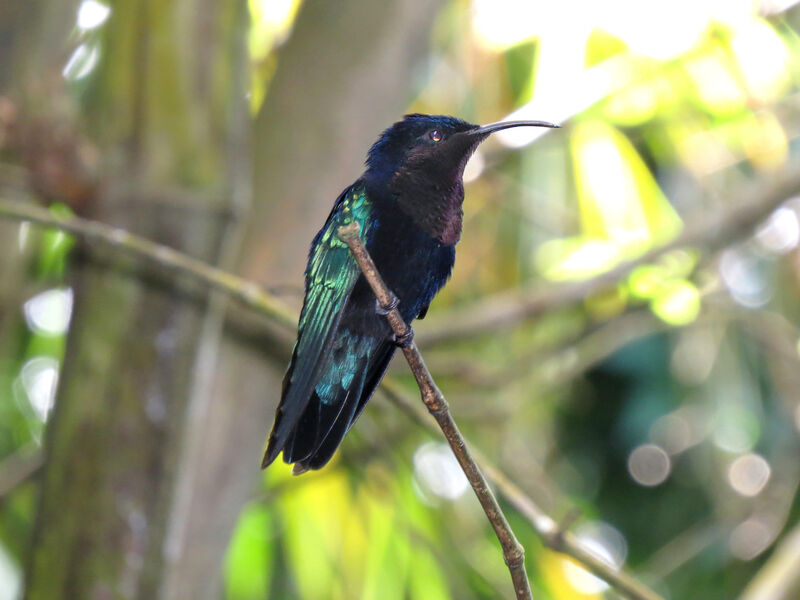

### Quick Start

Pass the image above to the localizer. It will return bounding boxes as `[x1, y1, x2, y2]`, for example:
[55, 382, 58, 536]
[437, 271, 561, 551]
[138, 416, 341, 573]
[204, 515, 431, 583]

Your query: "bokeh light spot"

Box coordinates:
[77, 0, 110, 30]
[562, 521, 627, 594]
[728, 453, 770, 497]
[729, 517, 774, 560]
[413, 442, 469, 501]
[650, 413, 691, 455]
[23, 288, 73, 336]
[686, 50, 746, 116]
[755, 206, 799, 254]
[62, 43, 100, 81]
[463, 150, 486, 183]
[719, 249, 771, 308]
[471, 0, 540, 50]
[730, 19, 791, 103]
[713, 407, 760, 453]
[670, 328, 718, 385]
[19, 357, 59, 422]
[628, 444, 671, 486]
[650, 279, 701, 326]
[0, 545, 21, 600]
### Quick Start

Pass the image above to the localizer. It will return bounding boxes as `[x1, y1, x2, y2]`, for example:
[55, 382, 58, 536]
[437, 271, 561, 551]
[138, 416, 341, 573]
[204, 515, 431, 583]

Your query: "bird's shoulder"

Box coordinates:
[305, 181, 374, 288]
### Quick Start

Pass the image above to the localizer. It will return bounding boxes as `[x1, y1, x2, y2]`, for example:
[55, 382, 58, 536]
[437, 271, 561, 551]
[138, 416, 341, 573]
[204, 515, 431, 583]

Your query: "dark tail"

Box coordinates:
[262, 342, 395, 473]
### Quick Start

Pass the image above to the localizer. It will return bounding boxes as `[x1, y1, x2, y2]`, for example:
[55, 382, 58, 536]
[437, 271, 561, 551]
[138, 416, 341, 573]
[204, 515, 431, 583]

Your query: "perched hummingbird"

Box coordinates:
[263, 114, 558, 473]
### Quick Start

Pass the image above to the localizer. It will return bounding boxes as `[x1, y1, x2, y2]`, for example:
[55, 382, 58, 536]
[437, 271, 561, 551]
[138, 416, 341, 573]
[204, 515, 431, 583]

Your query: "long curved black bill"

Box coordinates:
[470, 119, 560, 136]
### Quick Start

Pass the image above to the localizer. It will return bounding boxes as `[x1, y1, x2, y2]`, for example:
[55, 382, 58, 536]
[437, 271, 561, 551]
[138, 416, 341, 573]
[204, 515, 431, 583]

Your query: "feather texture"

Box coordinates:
[262, 183, 374, 468]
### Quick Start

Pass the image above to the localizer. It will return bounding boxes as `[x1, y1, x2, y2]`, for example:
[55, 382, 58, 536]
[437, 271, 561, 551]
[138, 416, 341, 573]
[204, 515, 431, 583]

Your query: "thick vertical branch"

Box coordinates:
[336, 221, 533, 600]
[24, 0, 247, 598]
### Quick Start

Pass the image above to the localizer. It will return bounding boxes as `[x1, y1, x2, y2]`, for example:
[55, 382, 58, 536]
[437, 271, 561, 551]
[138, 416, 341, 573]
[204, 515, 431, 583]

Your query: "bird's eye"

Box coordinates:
[429, 129, 442, 142]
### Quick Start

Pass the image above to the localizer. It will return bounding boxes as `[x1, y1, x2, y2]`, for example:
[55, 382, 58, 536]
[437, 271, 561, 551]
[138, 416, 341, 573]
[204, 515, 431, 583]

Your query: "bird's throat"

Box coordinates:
[391, 179, 464, 245]
[389, 154, 469, 245]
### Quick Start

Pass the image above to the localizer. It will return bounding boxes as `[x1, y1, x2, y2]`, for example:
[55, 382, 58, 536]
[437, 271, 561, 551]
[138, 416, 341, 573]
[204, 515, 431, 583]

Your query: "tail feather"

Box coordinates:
[262, 349, 300, 468]
[303, 396, 360, 470]
[283, 363, 367, 470]
[283, 400, 321, 463]
[295, 387, 361, 471]
[263, 353, 368, 471]
[291, 343, 396, 472]
[263, 336, 397, 472]
[283, 384, 355, 465]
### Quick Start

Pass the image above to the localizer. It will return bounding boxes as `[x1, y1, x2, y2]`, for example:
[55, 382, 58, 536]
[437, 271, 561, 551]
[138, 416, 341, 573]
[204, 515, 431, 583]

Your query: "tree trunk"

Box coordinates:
[25, 1, 248, 598]
[0, 0, 79, 477]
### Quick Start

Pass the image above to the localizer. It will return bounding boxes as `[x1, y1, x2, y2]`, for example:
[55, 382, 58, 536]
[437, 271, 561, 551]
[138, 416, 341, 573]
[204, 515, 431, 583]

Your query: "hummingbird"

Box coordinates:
[262, 114, 558, 473]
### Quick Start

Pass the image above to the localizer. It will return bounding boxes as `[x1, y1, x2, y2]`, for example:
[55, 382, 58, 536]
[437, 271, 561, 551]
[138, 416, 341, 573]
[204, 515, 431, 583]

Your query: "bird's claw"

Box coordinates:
[373, 296, 412, 346]
[375, 295, 399, 316]
[391, 326, 414, 348]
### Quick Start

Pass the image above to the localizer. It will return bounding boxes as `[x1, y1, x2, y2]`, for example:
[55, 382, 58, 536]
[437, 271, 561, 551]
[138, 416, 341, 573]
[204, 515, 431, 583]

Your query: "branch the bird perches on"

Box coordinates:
[336, 221, 533, 600]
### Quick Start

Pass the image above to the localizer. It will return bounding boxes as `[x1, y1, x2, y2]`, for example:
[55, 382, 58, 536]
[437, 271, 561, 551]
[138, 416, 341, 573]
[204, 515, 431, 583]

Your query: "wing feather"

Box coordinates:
[262, 183, 373, 467]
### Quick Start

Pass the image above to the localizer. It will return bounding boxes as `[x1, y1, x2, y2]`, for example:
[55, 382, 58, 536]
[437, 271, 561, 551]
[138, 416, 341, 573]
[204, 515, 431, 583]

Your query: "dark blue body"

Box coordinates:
[264, 180, 456, 472]
[263, 113, 557, 472]
[364, 184, 455, 323]
[264, 114, 486, 473]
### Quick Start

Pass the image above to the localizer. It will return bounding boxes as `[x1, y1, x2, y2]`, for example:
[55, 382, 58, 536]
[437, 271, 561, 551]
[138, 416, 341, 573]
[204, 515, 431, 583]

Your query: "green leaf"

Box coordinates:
[37, 205, 76, 279]
[504, 41, 538, 105]
[409, 547, 451, 600]
[279, 474, 344, 600]
[225, 502, 273, 600]
[585, 29, 627, 67]
[361, 495, 409, 600]
[650, 279, 701, 325]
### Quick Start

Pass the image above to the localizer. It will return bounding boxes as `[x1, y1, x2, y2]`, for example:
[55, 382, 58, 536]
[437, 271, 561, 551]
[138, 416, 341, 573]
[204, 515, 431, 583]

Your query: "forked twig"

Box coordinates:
[336, 221, 533, 600]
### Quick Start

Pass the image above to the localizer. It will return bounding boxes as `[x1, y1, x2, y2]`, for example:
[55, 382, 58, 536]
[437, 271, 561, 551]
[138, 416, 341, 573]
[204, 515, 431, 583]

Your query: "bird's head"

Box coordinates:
[364, 113, 558, 242]
[365, 113, 558, 200]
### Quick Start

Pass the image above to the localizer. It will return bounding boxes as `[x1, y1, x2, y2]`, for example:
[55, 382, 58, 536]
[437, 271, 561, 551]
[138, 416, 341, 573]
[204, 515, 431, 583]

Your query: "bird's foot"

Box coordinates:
[375, 294, 399, 316]
[391, 326, 414, 348]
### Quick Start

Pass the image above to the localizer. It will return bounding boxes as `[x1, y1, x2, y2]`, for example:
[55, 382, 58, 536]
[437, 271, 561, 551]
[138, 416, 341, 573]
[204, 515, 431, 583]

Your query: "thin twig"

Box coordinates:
[430, 309, 670, 393]
[639, 522, 720, 582]
[418, 165, 800, 346]
[0, 198, 298, 331]
[0, 195, 664, 599]
[379, 380, 665, 600]
[336, 221, 533, 600]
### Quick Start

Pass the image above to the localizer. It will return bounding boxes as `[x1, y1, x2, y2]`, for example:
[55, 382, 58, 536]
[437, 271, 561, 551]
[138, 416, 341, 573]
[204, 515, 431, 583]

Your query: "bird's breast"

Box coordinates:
[365, 215, 456, 321]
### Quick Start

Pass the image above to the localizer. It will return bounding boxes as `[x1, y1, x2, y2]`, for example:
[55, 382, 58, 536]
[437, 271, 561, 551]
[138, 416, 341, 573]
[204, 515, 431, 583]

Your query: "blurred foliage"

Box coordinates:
[3, 0, 800, 599]
[0, 202, 73, 597]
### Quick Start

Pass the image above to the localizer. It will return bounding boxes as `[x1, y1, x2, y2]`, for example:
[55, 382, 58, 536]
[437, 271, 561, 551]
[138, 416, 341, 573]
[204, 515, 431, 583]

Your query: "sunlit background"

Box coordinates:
[2, 0, 800, 598]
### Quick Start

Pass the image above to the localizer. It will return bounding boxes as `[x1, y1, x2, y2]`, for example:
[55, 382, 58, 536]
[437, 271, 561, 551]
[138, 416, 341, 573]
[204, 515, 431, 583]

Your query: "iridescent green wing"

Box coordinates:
[264, 183, 373, 461]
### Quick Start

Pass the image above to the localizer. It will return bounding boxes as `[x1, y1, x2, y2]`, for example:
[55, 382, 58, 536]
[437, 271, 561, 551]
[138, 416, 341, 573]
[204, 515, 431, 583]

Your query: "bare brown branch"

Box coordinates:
[0, 198, 298, 331]
[336, 220, 534, 600]
[379, 380, 665, 600]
